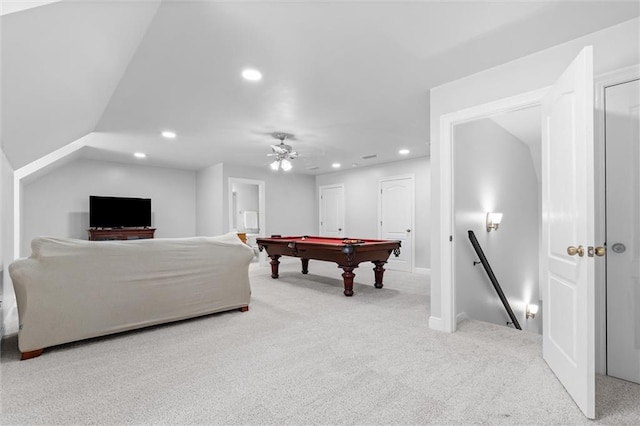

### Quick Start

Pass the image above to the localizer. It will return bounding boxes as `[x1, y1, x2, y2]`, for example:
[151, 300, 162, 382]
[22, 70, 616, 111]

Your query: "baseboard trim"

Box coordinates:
[414, 267, 431, 276]
[428, 316, 443, 331]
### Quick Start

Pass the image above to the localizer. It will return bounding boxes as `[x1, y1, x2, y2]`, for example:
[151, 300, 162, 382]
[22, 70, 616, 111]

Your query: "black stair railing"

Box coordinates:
[467, 230, 521, 330]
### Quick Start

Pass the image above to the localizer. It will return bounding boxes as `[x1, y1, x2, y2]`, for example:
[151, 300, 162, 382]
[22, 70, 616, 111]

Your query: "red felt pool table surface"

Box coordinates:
[261, 236, 390, 245]
[256, 235, 401, 296]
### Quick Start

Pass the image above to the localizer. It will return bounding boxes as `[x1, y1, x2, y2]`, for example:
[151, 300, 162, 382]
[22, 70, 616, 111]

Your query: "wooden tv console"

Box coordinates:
[88, 228, 156, 241]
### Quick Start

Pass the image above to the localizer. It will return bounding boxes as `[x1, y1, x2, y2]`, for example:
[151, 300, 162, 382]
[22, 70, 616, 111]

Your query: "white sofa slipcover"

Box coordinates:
[9, 232, 254, 359]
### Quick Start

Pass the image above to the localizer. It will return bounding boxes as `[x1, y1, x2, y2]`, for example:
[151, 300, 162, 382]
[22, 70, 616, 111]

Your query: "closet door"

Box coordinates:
[606, 78, 640, 384]
[379, 176, 414, 272]
[319, 184, 344, 237]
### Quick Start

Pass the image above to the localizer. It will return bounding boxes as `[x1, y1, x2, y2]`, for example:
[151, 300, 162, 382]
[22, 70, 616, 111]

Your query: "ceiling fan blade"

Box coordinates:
[271, 144, 287, 154]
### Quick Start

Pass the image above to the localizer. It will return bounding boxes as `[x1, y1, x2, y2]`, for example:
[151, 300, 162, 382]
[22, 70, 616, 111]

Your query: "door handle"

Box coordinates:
[586, 246, 607, 257]
[406, 229, 411, 233]
[338, 228, 342, 232]
[567, 245, 584, 257]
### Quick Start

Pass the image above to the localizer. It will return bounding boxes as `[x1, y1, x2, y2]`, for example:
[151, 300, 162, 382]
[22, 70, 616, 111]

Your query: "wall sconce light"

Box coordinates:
[486, 212, 503, 232]
[526, 304, 538, 319]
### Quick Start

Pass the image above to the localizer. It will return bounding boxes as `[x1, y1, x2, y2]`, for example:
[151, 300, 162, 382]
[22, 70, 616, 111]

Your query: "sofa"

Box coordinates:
[9, 232, 255, 360]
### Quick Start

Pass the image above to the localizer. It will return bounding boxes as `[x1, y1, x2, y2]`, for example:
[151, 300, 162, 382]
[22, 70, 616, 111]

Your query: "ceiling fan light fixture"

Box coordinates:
[267, 132, 297, 171]
[281, 159, 292, 171]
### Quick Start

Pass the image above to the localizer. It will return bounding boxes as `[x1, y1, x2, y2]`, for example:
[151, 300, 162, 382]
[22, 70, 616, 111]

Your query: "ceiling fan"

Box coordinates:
[267, 132, 298, 171]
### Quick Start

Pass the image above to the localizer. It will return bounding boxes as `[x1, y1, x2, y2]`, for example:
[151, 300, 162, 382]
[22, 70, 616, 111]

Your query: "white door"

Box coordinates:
[606, 78, 640, 384]
[319, 184, 344, 237]
[380, 176, 414, 272]
[541, 46, 595, 419]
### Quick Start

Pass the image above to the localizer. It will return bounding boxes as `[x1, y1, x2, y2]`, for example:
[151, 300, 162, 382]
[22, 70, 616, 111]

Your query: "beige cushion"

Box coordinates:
[9, 232, 254, 353]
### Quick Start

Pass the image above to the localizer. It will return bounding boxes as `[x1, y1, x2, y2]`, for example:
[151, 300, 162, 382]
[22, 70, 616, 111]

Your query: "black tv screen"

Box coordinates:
[89, 196, 152, 228]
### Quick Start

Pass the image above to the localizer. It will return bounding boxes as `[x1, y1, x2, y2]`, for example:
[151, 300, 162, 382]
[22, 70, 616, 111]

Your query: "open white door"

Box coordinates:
[541, 46, 595, 419]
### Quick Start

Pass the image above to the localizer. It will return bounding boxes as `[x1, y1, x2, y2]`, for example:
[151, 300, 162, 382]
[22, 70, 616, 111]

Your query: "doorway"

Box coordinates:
[437, 87, 547, 334]
[438, 67, 598, 417]
[452, 107, 541, 333]
[228, 177, 266, 262]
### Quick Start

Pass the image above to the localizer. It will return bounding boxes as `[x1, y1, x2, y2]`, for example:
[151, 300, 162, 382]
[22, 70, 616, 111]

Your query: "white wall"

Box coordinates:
[315, 156, 431, 270]
[22, 158, 197, 255]
[1, 148, 16, 335]
[196, 163, 316, 237]
[430, 18, 640, 323]
[196, 163, 224, 236]
[454, 118, 540, 333]
[223, 164, 316, 236]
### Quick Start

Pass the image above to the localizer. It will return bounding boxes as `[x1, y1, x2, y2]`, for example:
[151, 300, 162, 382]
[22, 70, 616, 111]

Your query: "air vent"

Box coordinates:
[307, 166, 320, 170]
[361, 154, 377, 160]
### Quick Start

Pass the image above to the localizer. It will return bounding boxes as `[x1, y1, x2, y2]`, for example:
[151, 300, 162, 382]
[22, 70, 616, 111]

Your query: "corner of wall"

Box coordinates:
[1, 147, 17, 337]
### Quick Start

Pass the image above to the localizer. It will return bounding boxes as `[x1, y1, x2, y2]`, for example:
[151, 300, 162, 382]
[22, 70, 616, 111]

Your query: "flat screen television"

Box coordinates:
[89, 196, 152, 228]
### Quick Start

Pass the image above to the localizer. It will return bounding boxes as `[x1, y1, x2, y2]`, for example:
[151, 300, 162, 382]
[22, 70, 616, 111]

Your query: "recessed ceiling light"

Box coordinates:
[134, 152, 146, 158]
[161, 131, 176, 139]
[332, 163, 341, 168]
[242, 68, 262, 81]
[399, 149, 410, 155]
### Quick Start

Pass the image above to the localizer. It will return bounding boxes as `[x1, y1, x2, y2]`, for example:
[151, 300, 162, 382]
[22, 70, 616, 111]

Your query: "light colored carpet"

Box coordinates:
[1, 259, 639, 425]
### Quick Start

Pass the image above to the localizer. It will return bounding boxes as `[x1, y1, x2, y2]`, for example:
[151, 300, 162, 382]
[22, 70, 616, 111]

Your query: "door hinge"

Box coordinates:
[449, 235, 453, 242]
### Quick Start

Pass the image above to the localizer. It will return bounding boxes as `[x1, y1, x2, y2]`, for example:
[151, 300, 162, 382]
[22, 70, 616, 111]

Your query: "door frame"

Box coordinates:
[318, 183, 345, 236]
[437, 87, 548, 333]
[227, 177, 266, 264]
[227, 177, 266, 237]
[594, 64, 640, 375]
[378, 174, 415, 273]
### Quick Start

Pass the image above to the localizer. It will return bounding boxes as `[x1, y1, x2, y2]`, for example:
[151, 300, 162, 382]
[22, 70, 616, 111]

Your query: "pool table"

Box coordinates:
[256, 235, 401, 296]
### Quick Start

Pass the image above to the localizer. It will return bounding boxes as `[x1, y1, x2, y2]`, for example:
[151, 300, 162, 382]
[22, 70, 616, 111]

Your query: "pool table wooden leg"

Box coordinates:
[301, 258, 309, 274]
[372, 261, 387, 289]
[269, 255, 281, 278]
[340, 266, 356, 296]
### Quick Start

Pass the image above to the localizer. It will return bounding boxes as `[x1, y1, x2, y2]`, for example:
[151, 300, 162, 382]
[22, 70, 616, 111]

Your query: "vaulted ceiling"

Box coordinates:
[2, 1, 638, 174]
